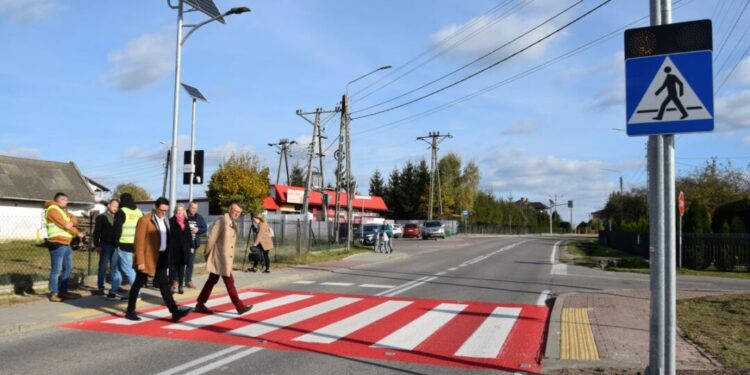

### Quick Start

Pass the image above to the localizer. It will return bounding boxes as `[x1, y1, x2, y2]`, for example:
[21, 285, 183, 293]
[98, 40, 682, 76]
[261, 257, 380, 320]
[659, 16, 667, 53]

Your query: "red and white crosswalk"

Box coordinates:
[63, 289, 549, 373]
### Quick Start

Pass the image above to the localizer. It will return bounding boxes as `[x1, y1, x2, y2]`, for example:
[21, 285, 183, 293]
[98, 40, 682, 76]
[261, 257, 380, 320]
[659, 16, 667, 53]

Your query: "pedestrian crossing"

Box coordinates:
[63, 288, 548, 372]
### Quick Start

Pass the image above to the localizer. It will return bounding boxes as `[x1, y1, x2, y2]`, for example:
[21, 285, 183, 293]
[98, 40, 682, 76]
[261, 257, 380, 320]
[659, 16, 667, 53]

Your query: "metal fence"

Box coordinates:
[460, 223, 557, 235]
[598, 231, 750, 272]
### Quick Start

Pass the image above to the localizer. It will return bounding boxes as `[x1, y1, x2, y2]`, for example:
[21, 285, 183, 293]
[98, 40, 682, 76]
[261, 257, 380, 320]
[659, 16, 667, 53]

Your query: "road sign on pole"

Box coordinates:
[678, 191, 685, 216]
[625, 20, 713, 136]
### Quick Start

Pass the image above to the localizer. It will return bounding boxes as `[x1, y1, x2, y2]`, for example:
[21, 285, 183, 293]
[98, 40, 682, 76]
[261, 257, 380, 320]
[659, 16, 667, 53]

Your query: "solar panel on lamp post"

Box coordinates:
[166, 0, 250, 213]
[180, 83, 207, 202]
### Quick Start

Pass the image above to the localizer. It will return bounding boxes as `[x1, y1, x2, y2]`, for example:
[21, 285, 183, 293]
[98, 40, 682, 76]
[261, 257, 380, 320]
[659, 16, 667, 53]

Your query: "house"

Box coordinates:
[515, 197, 549, 213]
[268, 184, 389, 222]
[0, 155, 97, 240]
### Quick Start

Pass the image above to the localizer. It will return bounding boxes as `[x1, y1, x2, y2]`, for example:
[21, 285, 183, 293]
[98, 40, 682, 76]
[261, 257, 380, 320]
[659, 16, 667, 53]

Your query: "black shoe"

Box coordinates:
[194, 304, 214, 314]
[172, 307, 193, 322]
[124, 312, 141, 321]
[248, 267, 257, 273]
[106, 293, 126, 301]
[262, 269, 270, 274]
[178, 286, 184, 294]
[236, 304, 252, 315]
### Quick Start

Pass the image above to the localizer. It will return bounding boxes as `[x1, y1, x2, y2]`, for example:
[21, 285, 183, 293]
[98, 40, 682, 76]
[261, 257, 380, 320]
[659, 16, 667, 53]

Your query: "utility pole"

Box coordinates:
[297, 107, 337, 221]
[417, 131, 452, 220]
[162, 150, 171, 198]
[268, 138, 296, 186]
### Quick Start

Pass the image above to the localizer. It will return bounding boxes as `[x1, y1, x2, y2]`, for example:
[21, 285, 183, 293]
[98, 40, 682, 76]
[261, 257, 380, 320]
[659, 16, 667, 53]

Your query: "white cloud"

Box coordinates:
[102, 30, 174, 91]
[479, 148, 612, 219]
[590, 76, 625, 111]
[715, 90, 750, 131]
[0, 0, 61, 23]
[430, 8, 568, 63]
[501, 120, 537, 135]
[0, 146, 40, 159]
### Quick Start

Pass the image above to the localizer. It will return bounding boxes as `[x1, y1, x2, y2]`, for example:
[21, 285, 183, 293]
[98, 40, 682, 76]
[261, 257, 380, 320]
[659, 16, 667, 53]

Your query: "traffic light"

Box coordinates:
[183, 150, 204, 185]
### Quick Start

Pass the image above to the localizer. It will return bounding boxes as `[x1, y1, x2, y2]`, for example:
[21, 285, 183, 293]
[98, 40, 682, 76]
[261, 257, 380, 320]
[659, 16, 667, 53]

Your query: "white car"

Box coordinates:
[391, 224, 403, 238]
[421, 220, 445, 240]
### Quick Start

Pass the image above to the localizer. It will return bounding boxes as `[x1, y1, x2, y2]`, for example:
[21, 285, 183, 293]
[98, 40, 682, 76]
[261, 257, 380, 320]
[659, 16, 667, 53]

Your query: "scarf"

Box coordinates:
[175, 213, 186, 230]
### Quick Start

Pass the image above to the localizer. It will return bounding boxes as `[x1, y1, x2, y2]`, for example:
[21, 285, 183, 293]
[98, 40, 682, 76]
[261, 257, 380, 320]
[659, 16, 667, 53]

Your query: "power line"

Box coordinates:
[352, 0, 613, 121]
[351, 0, 584, 115]
[713, 0, 749, 64]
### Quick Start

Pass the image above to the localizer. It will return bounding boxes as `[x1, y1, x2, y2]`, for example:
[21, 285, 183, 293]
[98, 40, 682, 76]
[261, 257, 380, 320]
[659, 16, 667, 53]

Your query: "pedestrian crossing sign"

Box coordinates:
[624, 20, 713, 136]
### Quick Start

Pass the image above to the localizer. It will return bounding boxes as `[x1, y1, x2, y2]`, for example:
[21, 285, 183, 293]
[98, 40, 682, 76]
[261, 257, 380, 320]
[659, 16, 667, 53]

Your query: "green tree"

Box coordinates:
[683, 199, 711, 233]
[368, 169, 385, 197]
[603, 188, 648, 231]
[438, 153, 462, 217]
[711, 198, 750, 234]
[677, 159, 750, 213]
[289, 163, 305, 187]
[458, 161, 480, 217]
[207, 153, 270, 214]
[113, 183, 150, 201]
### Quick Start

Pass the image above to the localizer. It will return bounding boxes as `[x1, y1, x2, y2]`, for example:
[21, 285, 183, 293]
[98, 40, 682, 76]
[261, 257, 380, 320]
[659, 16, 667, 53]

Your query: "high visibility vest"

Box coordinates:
[45, 205, 73, 240]
[119, 207, 143, 244]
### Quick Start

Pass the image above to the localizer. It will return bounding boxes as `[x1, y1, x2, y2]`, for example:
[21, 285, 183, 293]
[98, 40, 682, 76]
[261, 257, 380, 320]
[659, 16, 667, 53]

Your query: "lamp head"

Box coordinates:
[226, 6, 251, 15]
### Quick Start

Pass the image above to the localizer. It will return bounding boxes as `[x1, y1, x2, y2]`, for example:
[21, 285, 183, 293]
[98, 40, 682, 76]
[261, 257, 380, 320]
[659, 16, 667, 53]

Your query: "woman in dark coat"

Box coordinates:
[169, 204, 193, 294]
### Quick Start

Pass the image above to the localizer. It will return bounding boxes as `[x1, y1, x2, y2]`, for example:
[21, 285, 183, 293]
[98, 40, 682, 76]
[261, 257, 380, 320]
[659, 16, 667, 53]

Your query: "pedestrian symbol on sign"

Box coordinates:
[653, 66, 688, 120]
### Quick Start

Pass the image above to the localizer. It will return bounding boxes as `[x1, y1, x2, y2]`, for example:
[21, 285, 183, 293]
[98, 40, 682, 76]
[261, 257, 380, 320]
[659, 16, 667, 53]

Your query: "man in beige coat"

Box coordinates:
[194, 202, 251, 315]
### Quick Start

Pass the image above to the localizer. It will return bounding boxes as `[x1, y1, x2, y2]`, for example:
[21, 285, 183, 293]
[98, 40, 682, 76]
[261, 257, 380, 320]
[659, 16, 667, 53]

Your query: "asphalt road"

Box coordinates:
[1, 236, 747, 375]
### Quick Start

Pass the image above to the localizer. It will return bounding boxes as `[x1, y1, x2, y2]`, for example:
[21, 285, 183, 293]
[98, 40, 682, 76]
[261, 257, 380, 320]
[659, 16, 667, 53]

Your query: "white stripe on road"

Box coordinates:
[293, 280, 316, 285]
[372, 303, 467, 350]
[320, 282, 355, 286]
[435, 271, 447, 276]
[183, 347, 263, 375]
[375, 276, 431, 297]
[293, 300, 413, 344]
[228, 297, 362, 338]
[359, 284, 396, 289]
[154, 345, 245, 375]
[104, 291, 266, 326]
[551, 240, 562, 265]
[536, 290, 551, 306]
[384, 276, 437, 297]
[448, 267, 459, 271]
[163, 294, 312, 331]
[455, 307, 521, 358]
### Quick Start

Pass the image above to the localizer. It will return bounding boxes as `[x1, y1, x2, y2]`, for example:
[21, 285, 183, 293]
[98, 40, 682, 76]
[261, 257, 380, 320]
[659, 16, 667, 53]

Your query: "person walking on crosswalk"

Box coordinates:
[124, 197, 192, 322]
[194, 202, 252, 315]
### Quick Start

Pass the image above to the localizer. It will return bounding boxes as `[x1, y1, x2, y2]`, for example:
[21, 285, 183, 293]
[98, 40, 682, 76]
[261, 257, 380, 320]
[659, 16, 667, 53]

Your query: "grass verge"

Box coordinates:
[677, 293, 750, 369]
[562, 238, 649, 269]
[273, 247, 371, 266]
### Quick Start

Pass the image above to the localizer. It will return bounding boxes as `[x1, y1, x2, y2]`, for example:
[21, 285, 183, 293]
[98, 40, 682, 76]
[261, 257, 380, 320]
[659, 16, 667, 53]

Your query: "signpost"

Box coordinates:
[625, 14, 713, 375]
[678, 191, 684, 269]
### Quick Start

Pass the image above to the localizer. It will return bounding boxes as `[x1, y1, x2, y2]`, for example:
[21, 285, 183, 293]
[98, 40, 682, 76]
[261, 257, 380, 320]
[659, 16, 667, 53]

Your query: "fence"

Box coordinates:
[460, 223, 557, 235]
[598, 231, 750, 272]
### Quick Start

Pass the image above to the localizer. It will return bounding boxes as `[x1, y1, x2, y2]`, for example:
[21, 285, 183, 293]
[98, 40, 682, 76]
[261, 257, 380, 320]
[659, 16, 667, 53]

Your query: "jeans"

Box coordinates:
[117, 250, 136, 286]
[48, 244, 72, 295]
[185, 248, 196, 282]
[97, 244, 121, 292]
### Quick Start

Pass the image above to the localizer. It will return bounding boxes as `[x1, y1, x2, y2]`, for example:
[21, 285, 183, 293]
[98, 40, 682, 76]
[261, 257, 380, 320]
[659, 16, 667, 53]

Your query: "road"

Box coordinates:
[1, 236, 747, 375]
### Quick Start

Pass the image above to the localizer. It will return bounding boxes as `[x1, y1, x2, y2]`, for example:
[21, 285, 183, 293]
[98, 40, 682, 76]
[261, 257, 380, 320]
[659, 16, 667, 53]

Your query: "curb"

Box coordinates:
[544, 291, 568, 361]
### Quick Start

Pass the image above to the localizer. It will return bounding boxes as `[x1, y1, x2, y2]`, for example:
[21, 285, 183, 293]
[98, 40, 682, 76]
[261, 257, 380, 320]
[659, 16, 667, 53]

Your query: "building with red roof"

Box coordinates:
[267, 184, 388, 222]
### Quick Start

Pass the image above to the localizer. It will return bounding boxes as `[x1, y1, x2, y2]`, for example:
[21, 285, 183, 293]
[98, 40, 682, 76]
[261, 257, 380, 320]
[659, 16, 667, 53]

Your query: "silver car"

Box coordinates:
[421, 220, 445, 240]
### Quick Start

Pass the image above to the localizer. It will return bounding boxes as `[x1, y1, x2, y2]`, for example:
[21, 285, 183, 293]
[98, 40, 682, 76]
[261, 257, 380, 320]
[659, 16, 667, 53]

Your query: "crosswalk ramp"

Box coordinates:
[63, 289, 549, 373]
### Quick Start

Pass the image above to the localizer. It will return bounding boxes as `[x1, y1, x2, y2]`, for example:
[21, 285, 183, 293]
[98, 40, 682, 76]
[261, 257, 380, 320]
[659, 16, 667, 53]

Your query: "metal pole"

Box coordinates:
[188, 98, 197, 201]
[168, 0, 184, 210]
[162, 149, 170, 197]
[679, 214, 682, 269]
[276, 144, 283, 186]
[345, 95, 353, 250]
[334, 99, 346, 244]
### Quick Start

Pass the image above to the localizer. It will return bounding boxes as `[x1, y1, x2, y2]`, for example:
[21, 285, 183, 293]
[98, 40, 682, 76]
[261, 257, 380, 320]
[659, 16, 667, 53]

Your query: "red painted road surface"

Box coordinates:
[64, 289, 549, 373]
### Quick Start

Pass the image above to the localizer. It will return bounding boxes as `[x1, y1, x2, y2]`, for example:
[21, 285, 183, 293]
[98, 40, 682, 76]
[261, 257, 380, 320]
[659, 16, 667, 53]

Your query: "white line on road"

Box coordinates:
[154, 345, 246, 375]
[435, 271, 447, 276]
[551, 240, 562, 265]
[536, 290, 550, 306]
[183, 347, 263, 375]
[384, 276, 437, 297]
[372, 303, 467, 350]
[320, 282, 355, 286]
[455, 306, 521, 358]
[375, 276, 431, 297]
[293, 280, 316, 285]
[359, 284, 396, 289]
[448, 267, 459, 271]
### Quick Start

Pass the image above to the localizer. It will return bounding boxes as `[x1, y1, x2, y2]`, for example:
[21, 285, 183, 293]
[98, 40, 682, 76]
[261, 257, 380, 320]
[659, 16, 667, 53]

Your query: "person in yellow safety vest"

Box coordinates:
[44, 192, 84, 302]
[112, 193, 142, 291]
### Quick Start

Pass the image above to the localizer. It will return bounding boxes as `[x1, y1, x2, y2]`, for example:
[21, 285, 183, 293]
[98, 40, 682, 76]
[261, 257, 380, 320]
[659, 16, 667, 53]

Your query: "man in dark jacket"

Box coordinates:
[93, 198, 122, 298]
[112, 193, 142, 291]
[185, 201, 207, 288]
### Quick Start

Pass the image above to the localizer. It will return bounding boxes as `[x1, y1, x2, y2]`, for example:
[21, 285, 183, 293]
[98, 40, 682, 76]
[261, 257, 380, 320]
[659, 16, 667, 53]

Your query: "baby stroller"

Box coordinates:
[244, 245, 266, 272]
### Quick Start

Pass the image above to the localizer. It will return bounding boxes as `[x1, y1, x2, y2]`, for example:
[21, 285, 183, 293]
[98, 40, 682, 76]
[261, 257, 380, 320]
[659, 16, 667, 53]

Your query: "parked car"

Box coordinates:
[354, 224, 381, 246]
[391, 224, 403, 238]
[402, 223, 420, 238]
[421, 220, 445, 240]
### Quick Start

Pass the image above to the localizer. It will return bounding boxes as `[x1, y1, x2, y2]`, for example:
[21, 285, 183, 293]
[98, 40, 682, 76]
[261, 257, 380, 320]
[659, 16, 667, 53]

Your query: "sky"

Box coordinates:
[2, 0, 750, 224]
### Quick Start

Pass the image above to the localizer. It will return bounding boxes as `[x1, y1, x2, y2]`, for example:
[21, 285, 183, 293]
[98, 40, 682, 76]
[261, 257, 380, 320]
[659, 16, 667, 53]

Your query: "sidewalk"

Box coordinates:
[0, 251, 407, 338]
[544, 289, 732, 375]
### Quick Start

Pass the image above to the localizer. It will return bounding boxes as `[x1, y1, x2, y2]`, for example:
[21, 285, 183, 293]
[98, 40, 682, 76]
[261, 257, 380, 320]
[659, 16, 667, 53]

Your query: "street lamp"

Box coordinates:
[181, 83, 208, 201]
[338, 65, 391, 250]
[166, 0, 250, 211]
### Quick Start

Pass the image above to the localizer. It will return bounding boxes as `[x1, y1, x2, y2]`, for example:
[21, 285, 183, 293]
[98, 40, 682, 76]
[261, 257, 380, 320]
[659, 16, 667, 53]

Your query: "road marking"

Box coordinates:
[183, 347, 263, 375]
[359, 284, 396, 289]
[536, 290, 550, 306]
[228, 297, 361, 338]
[448, 267, 459, 271]
[164, 294, 311, 331]
[435, 271, 447, 276]
[294, 300, 413, 344]
[372, 303, 467, 350]
[375, 275, 431, 296]
[320, 282, 354, 286]
[293, 280, 316, 285]
[384, 276, 437, 297]
[551, 240, 562, 265]
[455, 307, 521, 358]
[561, 307, 599, 361]
[154, 345, 245, 375]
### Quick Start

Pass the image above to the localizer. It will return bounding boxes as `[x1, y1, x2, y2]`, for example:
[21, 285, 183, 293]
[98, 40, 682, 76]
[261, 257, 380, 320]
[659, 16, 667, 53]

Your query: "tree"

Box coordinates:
[683, 199, 711, 233]
[207, 153, 270, 214]
[368, 169, 385, 197]
[113, 183, 150, 201]
[711, 198, 750, 234]
[677, 159, 750, 213]
[289, 163, 305, 187]
[438, 153, 462, 217]
[458, 161, 480, 216]
[603, 188, 648, 231]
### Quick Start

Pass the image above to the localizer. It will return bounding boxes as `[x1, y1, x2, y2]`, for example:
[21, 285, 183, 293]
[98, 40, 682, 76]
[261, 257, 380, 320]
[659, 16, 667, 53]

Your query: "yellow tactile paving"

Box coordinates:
[60, 288, 206, 319]
[560, 307, 599, 361]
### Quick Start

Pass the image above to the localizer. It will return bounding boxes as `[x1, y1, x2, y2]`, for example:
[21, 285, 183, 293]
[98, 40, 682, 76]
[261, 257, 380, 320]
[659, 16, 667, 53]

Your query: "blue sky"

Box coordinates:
[2, 0, 750, 224]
